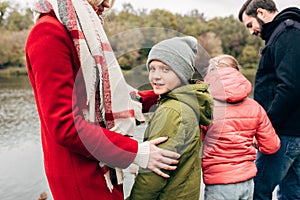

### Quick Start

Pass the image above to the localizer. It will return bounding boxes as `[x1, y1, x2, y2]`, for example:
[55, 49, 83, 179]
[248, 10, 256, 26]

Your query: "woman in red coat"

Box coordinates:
[25, 0, 180, 199]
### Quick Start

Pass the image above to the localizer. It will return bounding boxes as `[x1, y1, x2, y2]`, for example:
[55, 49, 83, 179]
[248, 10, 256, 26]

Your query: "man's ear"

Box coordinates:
[256, 8, 266, 21]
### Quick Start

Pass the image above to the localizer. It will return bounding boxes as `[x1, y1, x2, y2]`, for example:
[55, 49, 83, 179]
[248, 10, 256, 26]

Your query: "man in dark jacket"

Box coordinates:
[238, 0, 300, 199]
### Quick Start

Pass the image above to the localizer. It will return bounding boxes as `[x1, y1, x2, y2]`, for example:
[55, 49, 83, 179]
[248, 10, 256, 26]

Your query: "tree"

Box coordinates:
[5, 7, 33, 31]
[145, 9, 178, 30]
[0, 29, 29, 67]
[207, 16, 249, 58]
[238, 45, 260, 69]
[177, 14, 208, 37]
[188, 9, 206, 21]
[0, 1, 9, 27]
[121, 3, 135, 14]
[198, 32, 223, 57]
[0, 1, 258, 84]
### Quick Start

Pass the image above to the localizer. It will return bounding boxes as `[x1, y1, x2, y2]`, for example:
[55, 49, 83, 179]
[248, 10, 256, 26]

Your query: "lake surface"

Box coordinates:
[0, 76, 52, 200]
[0, 76, 143, 200]
[6, 76, 280, 200]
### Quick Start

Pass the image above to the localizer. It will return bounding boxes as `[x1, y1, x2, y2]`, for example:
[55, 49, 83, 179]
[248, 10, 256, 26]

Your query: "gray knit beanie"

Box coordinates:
[146, 36, 198, 83]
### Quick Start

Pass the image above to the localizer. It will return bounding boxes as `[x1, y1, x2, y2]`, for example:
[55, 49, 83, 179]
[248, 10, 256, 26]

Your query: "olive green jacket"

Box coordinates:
[128, 83, 213, 200]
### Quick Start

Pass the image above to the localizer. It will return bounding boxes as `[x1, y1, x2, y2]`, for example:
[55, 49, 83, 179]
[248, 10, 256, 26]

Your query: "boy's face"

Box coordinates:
[148, 60, 182, 95]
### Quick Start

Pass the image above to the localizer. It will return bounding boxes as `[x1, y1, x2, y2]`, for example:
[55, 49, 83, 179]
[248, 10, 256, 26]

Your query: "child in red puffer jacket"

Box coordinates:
[202, 54, 280, 200]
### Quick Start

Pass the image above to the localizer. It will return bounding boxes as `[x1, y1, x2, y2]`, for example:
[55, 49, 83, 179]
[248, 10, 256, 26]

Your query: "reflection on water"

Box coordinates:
[0, 76, 52, 200]
[0, 89, 39, 148]
[0, 76, 143, 200]
[0, 76, 39, 150]
[0, 76, 208, 200]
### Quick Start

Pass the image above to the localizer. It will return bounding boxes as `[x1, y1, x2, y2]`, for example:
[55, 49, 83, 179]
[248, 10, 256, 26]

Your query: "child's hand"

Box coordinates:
[252, 137, 259, 149]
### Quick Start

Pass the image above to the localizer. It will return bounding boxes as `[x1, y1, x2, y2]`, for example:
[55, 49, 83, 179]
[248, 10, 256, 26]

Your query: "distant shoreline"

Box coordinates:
[0, 66, 28, 76]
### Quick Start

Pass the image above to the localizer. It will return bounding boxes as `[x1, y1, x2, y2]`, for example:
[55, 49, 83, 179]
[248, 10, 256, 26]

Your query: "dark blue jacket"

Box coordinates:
[255, 7, 300, 136]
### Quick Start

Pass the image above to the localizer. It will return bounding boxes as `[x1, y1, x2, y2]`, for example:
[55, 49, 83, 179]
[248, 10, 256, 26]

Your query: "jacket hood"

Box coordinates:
[262, 7, 300, 41]
[205, 67, 252, 103]
[160, 83, 213, 126]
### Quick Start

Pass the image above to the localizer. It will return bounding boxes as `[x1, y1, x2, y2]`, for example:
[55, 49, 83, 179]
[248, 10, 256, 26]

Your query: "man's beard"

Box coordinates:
[255, 16, 265, 36]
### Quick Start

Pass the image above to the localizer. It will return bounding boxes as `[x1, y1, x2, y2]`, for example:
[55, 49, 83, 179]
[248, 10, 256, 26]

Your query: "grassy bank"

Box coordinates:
[0, 66, 28, 76]
[0, 66, 257, 87]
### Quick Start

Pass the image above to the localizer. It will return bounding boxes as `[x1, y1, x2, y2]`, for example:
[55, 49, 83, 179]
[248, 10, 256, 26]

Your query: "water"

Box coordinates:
[0, 75, 147, 200]
[1, 76, 277, 200]
[0, 76, 52, 200]
[0, 76, 205, 200]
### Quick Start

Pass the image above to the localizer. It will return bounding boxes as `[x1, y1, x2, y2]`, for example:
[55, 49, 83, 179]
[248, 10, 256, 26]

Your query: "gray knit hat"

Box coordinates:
[146, 36, 198, 83]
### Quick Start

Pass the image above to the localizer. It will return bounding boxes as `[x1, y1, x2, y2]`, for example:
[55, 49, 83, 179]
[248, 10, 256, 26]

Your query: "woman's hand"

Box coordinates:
[147, 137, 180, 178]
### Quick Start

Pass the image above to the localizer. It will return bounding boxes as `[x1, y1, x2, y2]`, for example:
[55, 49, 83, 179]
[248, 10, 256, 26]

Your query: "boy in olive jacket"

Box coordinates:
[128, 36, 213, 200]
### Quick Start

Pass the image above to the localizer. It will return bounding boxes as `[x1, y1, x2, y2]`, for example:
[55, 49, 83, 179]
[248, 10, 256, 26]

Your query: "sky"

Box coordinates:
[112, 0, 300, 19]
[11, 0, 300, 19]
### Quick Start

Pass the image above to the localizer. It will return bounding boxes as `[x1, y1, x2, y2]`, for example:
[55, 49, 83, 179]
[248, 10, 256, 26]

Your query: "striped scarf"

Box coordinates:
[33, 0, 139, 192]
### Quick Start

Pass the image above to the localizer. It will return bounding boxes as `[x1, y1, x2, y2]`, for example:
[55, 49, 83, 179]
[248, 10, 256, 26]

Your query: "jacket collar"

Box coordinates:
[261, 7, 300, 41]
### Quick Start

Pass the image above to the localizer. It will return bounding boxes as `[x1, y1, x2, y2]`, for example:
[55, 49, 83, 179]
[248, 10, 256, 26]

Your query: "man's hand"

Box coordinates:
[147, 137, 180, 178]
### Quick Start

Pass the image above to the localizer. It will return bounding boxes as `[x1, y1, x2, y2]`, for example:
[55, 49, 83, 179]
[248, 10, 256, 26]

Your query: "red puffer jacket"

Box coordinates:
[202, 67, 280, 185]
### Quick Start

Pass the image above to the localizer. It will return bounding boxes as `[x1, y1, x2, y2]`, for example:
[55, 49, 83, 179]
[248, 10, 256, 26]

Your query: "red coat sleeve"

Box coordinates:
[25, 14, 138, 168]
[137, 90, 158, 113]
[255, 103, 280, 154]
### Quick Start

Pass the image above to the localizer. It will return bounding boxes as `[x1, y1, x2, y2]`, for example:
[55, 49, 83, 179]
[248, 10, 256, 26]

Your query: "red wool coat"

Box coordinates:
[25, 13, 138, 200]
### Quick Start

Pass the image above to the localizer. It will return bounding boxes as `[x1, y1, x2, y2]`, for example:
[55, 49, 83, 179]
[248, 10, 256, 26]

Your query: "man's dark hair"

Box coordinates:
[238, 0, 278, 22]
